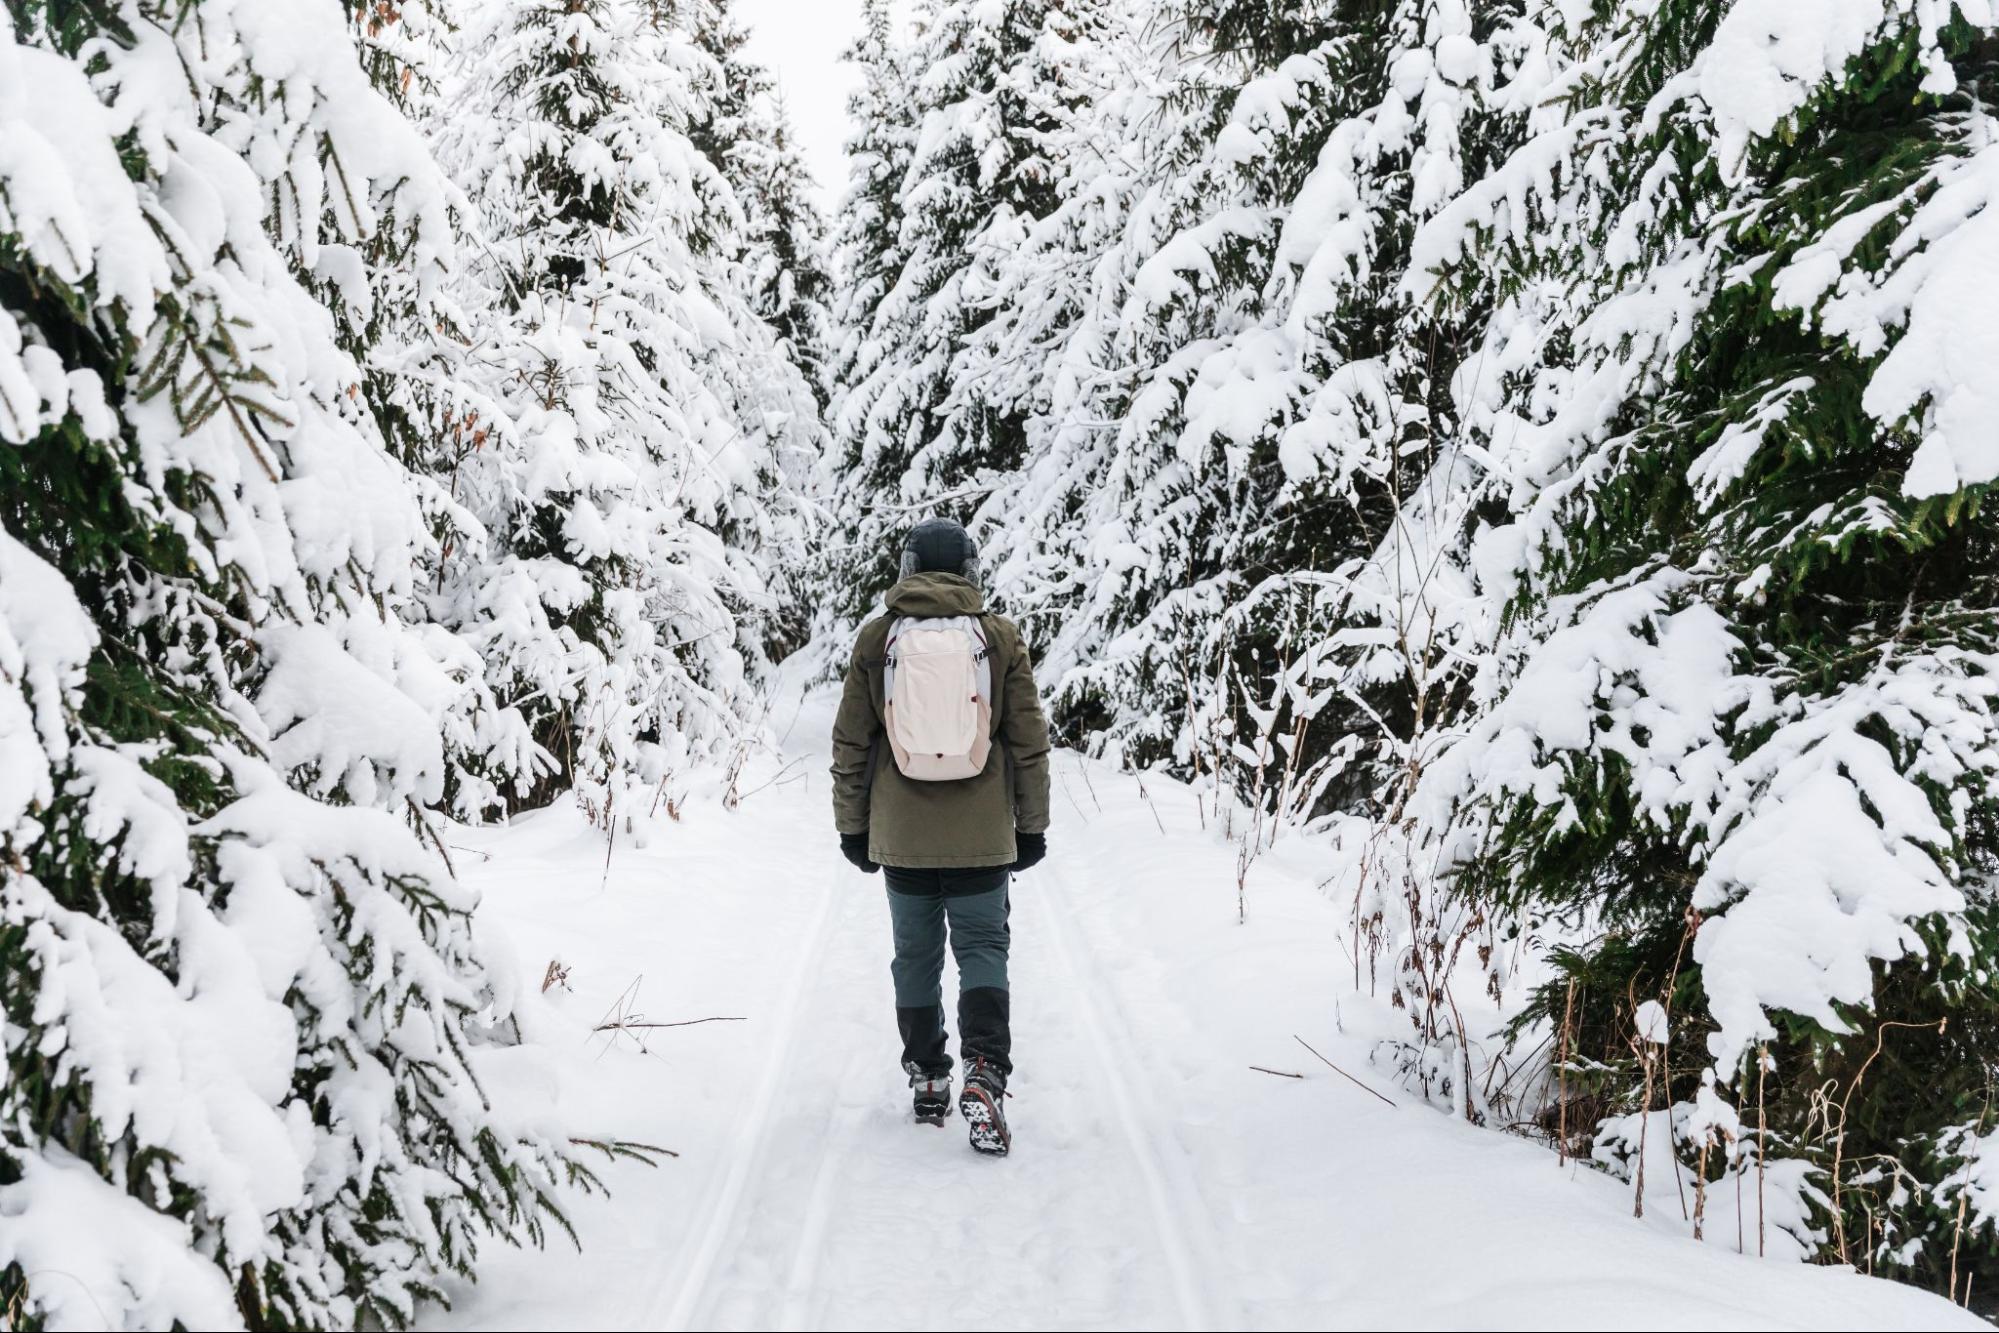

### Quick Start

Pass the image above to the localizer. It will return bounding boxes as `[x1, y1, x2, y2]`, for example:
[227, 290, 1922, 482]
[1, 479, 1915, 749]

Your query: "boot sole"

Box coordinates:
[914, 1105, 950, 1126]
[959, 1086, 1010, 1156]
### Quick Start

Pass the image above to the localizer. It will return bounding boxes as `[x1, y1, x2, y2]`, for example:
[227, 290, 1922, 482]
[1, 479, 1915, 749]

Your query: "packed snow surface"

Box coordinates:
[423, 682, 1979, 1332]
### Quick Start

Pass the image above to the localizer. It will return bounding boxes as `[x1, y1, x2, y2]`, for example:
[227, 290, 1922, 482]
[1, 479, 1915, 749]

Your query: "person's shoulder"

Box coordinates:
[981, 612, 1031, 655]
[851, 614, 893, 658]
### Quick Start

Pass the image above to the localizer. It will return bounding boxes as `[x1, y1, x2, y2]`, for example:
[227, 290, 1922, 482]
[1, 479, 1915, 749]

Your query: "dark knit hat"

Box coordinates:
[899, 517, 980, 584]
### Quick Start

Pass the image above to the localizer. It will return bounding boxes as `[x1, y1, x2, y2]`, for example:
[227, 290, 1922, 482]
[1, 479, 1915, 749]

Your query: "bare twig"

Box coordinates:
[1250, 1065, 1305, 1080]
[1294, 1035, 1397, 1107]
[728, 756, 806, 805]
[593, 1015, 747, 1033]
[1058, 769, 1094, 823]
[1072, 751, 1102, 813]
[1134, 772, 1167, 835]
[410, 798, 457, 878]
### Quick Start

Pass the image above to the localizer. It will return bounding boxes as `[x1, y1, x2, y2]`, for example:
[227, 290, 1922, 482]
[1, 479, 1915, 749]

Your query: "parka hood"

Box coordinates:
[884, 572, 985, 618]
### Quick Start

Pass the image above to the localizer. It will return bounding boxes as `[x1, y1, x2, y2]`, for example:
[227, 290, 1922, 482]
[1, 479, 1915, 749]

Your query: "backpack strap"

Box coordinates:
[879, 615, 904, 705]
[979, 615, 1004, 736]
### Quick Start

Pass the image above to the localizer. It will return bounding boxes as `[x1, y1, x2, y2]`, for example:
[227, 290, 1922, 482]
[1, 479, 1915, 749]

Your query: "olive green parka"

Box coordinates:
[830, 573, 1051, 868]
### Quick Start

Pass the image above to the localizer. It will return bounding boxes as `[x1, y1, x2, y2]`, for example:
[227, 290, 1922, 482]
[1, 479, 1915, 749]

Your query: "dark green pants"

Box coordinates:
[885, 867, 1011, 1080]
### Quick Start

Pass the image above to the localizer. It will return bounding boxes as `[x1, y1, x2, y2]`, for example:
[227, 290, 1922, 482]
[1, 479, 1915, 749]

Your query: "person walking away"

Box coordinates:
[829, 518, 1051, 1156]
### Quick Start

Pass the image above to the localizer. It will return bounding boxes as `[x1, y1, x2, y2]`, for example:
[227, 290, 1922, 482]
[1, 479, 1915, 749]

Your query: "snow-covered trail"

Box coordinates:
[646, 816, 1217, 1331]
[424, 684, 1980, 1332]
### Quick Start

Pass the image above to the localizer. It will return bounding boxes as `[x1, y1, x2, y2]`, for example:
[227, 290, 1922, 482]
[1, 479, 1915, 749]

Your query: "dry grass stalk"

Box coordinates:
[1692, 1137, 1710, 1242]
[1629, 982, 1657, 1221]
[1736, 1152, 1745, 1254]
[1948, 1080, 1993, 1305]
[1758, 1045, 1768, 1258]
[1952, 1192, 1971, 1304]
[599, 783, 617, 891]
[1825, 1018, 1945, 1264]
[648, 768, 679, 820]
[1557, 976, 1577, 1167]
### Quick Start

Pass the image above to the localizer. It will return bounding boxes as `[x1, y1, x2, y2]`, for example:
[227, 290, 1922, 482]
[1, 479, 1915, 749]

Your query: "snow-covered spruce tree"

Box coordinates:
[667, 6, 826, 667]
[960, 0, 1360, 774]
[430, 0, 815, 808]
[743, 96, 837, 408]
[0, 2, 584, 1327]
[821, 0, 918, 628]
[1411, 0, 1999, 1286]
[323, 0, 546, 822]
[687, 0, 770, 182]
[922, 0, 1148, 665]
[955, 1, 1535, 858]
[686, 1, 836, 406]
[828, 0, 915, 388]
[829, 0, 1089, 616]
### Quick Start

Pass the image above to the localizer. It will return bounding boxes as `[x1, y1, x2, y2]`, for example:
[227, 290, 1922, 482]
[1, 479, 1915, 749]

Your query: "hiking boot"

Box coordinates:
[959, 1058, 1010, 1156]
[908, 1066, 952, 1126]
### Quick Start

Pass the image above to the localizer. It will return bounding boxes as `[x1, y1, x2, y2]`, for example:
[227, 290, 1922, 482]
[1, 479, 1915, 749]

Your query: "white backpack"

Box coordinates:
[883, 615, 994, 781]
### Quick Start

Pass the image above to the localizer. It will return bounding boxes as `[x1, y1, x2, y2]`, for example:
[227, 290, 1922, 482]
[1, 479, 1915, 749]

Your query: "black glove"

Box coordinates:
[840, 832, 879, 875]
[1011, 830, 1046, 873]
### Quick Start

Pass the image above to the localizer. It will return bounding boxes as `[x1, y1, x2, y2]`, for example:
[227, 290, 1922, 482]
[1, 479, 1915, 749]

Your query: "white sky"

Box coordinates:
[735, 0, 871, 209]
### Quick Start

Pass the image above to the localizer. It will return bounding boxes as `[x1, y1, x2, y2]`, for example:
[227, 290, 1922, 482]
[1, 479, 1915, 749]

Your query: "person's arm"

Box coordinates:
[830, 633, 880, 836]
[999, 630, 1051, 835]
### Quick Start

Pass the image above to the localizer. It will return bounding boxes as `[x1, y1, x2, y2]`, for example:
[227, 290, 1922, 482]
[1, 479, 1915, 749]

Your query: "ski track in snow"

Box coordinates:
[1033, 854, 1232, 1331]
[424, 687, 1984, 1333]
[647, 867, 839, 1331]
